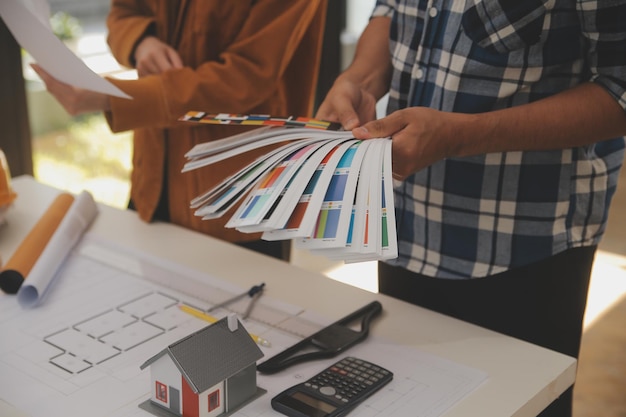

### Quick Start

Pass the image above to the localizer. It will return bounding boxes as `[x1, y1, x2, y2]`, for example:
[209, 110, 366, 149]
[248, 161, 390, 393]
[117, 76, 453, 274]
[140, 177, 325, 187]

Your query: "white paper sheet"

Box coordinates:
[0, 0, 132, 99]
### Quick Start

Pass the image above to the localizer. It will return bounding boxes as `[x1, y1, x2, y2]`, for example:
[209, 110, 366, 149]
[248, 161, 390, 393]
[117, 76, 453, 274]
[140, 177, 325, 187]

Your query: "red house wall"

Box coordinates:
[181, 376, 199, 417]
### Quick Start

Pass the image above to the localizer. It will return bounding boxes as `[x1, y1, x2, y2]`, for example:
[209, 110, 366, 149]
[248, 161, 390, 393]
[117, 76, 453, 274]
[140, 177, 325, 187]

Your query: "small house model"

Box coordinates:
[139, 314, 264, 417]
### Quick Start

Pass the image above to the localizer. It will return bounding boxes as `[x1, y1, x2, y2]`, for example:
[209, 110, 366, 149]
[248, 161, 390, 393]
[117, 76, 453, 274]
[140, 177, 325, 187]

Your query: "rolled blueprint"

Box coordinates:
[15, 191, 98, 307]
[0, 192, 75, 294]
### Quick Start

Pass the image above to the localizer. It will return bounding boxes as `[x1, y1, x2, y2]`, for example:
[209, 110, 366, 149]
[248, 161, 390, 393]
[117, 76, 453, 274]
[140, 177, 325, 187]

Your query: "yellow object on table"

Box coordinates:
[0, 149, 17, 210]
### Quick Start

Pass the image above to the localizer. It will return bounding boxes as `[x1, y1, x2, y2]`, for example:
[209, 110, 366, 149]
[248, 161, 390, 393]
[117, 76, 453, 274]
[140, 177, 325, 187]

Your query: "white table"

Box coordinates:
[0, 176, 576, 417]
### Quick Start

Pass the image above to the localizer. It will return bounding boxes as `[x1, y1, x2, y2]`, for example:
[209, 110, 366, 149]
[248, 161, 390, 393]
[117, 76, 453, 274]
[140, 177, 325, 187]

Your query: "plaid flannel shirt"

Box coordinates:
[373, 0, 626, 278]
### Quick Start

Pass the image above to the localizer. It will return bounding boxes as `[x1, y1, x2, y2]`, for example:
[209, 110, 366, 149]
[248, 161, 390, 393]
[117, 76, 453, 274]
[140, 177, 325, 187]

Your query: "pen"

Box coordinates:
[178, 304, 271, 347]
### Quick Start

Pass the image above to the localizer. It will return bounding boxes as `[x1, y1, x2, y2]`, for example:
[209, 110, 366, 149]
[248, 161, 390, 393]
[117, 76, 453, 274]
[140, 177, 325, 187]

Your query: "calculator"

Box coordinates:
[271, 356, 393, 417]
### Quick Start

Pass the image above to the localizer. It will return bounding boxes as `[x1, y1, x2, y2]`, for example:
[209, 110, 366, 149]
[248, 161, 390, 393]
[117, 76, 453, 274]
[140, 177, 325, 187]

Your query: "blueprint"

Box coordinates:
[0, 235, 487, 417]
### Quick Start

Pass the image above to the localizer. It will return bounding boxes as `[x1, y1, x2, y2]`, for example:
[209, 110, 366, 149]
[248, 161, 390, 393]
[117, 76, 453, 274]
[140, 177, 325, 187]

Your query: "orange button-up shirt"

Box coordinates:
[104, 0, 327, 242]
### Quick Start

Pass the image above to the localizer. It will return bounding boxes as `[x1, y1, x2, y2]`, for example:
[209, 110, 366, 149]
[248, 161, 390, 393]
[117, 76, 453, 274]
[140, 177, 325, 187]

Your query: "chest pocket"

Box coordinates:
[461, 0, 551, 54]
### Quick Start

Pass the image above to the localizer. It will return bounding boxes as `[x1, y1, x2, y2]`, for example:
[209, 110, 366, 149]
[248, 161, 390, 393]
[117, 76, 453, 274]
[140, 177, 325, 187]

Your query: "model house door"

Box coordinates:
[169, 386, 180, 414]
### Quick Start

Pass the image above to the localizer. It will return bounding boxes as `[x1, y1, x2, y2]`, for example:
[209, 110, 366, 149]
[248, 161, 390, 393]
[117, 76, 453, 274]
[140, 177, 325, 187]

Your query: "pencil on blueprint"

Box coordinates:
[178, 304, 271, 347]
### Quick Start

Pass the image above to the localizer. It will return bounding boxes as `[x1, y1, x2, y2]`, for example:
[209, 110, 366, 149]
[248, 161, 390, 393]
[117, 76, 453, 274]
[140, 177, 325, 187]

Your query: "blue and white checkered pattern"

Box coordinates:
[374, 0, 626, 278]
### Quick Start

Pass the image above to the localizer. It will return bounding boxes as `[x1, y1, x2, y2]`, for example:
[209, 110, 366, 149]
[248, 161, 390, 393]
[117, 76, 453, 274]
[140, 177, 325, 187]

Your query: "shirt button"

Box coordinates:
[415, 68, 424, 79]
[429, 7, 438, 17]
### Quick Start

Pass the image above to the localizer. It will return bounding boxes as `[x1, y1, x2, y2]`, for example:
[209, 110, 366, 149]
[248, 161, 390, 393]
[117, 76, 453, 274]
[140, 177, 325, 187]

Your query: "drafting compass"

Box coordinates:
[208, 282, 265, 320]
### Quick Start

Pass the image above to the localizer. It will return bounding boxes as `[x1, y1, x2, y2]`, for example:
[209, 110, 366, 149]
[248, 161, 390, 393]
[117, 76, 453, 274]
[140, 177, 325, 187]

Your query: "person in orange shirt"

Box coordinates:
[33, 0, 328, 261]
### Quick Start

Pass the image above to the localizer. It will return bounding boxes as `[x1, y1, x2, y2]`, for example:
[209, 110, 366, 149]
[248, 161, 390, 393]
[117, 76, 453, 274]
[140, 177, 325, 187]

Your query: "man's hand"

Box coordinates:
[317, 80, 458, 180]
[351, 108, 469, 180]
[134, 36, 183, 77]
[31, 64, 111, 115]
[315, 16, 392, 131]
[315, 76, 378, 130]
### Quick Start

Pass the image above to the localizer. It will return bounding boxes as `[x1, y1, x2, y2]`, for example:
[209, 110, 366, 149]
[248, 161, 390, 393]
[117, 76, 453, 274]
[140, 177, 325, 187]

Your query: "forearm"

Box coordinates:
[453, 83, 626, 157]
[340, 16, 393, 101]
[356, 82, 626, 179]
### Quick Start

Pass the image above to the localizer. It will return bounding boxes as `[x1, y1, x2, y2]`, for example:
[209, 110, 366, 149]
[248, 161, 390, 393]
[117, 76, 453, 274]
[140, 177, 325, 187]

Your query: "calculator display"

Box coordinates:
[293, 391, 337, 413]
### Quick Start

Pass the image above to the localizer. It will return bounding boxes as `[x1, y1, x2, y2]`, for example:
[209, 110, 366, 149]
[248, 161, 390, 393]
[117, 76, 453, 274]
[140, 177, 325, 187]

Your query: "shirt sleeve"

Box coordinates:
[106, 0, 155, 69]
[372, 0, 396, 18]
[580, 0, 626, 111]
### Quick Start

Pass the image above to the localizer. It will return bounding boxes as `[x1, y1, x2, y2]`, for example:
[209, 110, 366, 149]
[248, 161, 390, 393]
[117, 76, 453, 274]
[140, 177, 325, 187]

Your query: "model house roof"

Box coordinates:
[140, 316, 263, 393]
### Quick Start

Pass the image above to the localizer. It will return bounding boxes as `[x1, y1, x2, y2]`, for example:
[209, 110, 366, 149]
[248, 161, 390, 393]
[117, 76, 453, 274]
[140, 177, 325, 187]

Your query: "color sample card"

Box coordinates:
[296, 141, 369, 250]
[181, 112, 342, 131]
[263, 140, 357, 240]
[226, 142, 326, 229]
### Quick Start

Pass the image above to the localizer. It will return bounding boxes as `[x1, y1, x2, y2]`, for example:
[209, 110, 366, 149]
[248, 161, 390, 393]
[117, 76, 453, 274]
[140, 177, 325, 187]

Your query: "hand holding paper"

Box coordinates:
[0, 0, 131, 99]
[31, 63, 114, 116]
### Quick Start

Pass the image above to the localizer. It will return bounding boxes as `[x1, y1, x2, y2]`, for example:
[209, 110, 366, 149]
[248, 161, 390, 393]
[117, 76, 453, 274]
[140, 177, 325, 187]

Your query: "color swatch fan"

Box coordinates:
[180, 112, 397, 263]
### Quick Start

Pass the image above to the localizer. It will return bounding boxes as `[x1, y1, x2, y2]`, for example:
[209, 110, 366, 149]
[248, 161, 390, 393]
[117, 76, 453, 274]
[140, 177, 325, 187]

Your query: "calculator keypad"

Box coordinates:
[304, 357, 391, 403]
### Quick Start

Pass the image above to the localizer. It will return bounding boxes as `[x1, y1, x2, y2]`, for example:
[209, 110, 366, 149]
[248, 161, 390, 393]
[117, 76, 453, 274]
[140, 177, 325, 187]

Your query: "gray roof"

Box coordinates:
[140, 317, 263, 393]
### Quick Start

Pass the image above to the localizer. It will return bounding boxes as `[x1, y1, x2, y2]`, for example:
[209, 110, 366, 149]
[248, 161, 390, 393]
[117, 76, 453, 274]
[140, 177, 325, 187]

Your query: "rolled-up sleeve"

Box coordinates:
[580, 0, 626, 111]
[373, 0, 396, 18]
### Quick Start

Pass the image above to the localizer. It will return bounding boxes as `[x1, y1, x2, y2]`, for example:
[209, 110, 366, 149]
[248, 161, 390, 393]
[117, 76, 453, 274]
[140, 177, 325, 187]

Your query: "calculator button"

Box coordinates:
[320, 386, 336, 396]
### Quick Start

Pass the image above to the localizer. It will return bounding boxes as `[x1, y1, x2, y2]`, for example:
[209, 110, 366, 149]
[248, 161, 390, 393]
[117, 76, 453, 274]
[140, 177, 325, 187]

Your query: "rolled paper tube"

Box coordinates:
[0, 192, 75, 294]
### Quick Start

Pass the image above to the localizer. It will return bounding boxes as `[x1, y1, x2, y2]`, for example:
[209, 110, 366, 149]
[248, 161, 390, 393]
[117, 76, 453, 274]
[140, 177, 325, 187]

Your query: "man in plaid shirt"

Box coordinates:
[318, 1, 626, 415]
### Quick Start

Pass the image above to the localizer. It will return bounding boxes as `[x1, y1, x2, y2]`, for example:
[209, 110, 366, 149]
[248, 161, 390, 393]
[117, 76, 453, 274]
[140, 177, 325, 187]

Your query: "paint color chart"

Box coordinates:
[181, 114, 397, 262]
